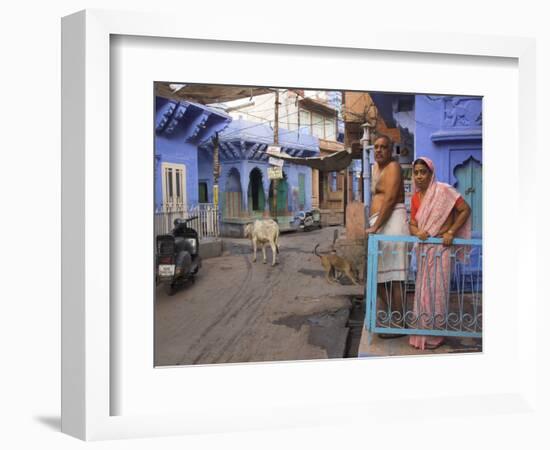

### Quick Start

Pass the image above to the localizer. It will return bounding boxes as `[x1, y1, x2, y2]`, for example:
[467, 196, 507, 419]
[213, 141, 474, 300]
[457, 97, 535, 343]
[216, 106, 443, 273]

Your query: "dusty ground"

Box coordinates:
[154, 226, 363, 366]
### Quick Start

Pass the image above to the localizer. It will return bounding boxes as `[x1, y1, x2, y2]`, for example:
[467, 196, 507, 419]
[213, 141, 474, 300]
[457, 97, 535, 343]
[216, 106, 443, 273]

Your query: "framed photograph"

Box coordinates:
[151, 82, 483, 365]
[62, 9, 538, 441]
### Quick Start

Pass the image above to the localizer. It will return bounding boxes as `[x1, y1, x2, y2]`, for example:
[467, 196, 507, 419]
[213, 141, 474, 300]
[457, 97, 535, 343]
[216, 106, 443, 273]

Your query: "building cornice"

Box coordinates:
[430, 128, 482, 143]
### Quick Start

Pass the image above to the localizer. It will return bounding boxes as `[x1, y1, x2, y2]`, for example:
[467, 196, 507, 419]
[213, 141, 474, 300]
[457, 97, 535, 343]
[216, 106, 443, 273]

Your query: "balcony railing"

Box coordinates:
[365, 234, 482, 340]
[154, 203, 220, 239]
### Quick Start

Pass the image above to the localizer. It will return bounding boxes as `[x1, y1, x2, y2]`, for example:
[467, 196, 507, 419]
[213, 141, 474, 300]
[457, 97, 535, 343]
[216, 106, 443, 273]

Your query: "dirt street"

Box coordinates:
[154, 226, 363, 366]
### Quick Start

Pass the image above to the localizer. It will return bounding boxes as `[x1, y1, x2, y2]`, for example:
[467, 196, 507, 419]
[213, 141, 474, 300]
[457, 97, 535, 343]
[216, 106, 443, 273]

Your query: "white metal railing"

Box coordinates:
[154, 203, 220, 239]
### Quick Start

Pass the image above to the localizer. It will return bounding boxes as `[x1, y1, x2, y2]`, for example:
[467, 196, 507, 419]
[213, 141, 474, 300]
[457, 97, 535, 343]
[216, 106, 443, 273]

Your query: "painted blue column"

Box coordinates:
[240, 161, 249, 213]
[263, 176, 271, 215]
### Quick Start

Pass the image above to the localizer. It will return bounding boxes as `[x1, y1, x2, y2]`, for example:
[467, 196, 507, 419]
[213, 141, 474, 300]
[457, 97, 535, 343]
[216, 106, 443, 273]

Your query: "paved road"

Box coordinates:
[154, 226, 363, 366]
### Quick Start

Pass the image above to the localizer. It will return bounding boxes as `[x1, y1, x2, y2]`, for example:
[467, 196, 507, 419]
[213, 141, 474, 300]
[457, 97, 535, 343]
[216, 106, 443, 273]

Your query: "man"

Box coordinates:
[365, 135, 409, 338]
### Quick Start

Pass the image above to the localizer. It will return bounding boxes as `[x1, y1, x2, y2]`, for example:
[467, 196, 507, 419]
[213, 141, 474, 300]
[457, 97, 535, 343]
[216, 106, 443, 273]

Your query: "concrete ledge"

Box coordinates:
[199, 238, 223, 259]
[220, 222, 246, 237]
[358, 326, 482, 357]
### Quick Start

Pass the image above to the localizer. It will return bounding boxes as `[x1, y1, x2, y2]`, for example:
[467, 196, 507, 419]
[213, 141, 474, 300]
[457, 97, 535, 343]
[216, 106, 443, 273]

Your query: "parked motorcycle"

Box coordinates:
[156, 217, 202, 296]
[293, 208, 322, 231]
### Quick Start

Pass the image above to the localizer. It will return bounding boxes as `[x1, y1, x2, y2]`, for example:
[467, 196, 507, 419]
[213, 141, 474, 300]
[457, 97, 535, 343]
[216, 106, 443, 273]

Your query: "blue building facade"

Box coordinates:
[155, 96, 320, 236]
[415, 95, 482, 237]
[199, 119, 320, 235]
[154, 97, 232, 210]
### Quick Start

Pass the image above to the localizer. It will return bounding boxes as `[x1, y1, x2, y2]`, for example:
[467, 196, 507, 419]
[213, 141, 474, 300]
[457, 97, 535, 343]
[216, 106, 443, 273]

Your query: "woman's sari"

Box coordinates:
[409, 157, 471, 350]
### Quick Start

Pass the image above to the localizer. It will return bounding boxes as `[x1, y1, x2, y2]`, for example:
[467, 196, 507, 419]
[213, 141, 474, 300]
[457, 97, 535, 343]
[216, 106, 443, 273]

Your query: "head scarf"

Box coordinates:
[414, 157, 471, 239]
[412, 156, 435, 193]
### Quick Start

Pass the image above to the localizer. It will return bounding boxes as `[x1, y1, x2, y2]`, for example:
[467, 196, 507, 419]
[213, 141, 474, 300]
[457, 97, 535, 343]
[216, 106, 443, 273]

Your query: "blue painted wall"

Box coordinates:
[154, 97, 231, 209]
[284, 165, 313, 212]
[214, 161, 313, 214]
[414, 95, 482, 185]
[197, 149, 214, 203]
[198, 119, 318, 217]
[414, 94, 483, 237]
[155, 135, 200, 207]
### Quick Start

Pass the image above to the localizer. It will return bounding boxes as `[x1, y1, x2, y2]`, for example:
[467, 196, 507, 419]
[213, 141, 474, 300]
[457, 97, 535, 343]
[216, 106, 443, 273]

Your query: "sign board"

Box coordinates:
[268, 167, 283, 179]
[266, 145, 281, 155]
[268, 157, 284, 167]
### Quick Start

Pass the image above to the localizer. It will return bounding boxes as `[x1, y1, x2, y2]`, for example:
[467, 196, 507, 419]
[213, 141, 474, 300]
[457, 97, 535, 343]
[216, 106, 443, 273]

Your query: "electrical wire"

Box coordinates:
[218, 89, 344, 139]
[207, 89, 460, 141]
[219, 110, 340, 141]
[210, 90, 479, 148]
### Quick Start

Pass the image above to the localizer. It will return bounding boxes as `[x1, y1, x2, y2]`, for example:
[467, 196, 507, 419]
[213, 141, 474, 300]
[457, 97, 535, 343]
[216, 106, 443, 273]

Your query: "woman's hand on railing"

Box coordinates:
[416, 230, 430, 241]
[441, 231, 454, 247]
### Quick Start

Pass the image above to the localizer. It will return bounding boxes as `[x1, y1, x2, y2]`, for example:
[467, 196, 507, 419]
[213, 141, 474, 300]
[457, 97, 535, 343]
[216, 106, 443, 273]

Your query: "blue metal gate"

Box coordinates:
[365, 234, 482, 339]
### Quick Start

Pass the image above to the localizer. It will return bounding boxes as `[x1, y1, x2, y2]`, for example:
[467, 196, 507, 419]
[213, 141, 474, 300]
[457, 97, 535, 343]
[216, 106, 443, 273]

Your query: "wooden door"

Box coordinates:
[454, 157, 482, 235]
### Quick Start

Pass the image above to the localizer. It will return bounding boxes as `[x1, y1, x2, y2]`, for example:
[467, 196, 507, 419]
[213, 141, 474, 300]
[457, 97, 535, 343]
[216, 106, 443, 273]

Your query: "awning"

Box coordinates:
[268, 147, 353, 172]
[155, 82, 272, 104]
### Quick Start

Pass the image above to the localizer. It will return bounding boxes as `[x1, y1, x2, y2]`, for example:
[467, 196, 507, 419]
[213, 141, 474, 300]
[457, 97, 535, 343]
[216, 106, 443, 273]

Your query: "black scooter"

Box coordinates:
[156, 217, 202, 296]
[293, 208, 322, 231]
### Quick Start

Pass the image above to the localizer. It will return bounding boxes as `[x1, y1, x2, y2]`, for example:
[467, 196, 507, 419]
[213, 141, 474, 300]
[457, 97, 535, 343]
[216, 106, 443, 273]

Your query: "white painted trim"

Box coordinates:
[160, 162, 187, 209]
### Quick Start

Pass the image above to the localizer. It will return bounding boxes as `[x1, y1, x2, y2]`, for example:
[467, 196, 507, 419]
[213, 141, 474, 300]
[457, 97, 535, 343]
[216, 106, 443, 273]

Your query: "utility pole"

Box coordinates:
[341, 92, 348, 227]
[272, 89, 280, 222]
[361, 121, 374, 229]
[360, 121, 373, 288]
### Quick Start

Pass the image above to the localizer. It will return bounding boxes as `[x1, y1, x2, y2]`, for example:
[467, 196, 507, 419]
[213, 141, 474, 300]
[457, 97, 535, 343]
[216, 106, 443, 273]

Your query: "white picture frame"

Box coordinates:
[61, 9, 540, 442]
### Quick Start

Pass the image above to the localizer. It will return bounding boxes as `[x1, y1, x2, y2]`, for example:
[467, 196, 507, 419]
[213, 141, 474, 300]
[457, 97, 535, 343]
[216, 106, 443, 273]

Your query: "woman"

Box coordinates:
[409, 157, 471, 350]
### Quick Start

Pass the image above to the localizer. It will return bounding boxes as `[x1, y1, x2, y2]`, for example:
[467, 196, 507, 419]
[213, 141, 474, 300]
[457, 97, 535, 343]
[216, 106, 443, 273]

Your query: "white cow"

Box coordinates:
[244, 219, 280, 266]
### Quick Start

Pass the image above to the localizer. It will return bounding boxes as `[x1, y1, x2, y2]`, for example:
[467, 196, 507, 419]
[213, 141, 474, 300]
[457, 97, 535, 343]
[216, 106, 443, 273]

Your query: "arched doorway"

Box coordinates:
[453, 157, 482, 235]
[223, 168, 242, 218]
[269, 172, 289, 217]
[247, 168, 265, 214]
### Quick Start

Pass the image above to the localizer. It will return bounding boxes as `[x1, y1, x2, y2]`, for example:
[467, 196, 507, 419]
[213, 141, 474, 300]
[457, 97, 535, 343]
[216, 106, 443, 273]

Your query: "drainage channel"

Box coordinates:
[343, 296, 365, 358]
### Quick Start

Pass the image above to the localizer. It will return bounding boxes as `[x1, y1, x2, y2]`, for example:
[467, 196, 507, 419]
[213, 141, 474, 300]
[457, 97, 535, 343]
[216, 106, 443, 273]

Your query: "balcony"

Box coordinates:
[361, 234, 482, 355]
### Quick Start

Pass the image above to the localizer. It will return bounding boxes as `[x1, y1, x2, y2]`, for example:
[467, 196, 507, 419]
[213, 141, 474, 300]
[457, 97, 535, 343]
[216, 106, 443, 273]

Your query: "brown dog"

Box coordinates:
[314, 244, 359, 285]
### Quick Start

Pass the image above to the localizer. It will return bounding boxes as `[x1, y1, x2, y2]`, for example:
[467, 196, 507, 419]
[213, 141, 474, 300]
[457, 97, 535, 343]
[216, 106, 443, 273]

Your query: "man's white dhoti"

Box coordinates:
[369, 204, 409, 283]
